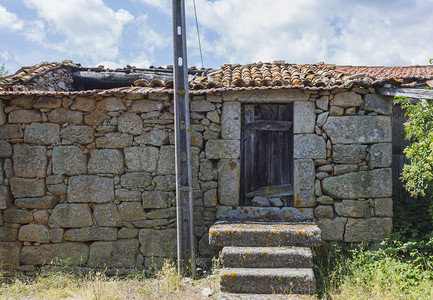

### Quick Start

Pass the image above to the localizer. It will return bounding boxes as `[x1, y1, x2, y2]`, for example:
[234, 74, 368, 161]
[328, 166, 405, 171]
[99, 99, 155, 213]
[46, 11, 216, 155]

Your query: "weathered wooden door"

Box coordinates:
[241, 103, 294, 205]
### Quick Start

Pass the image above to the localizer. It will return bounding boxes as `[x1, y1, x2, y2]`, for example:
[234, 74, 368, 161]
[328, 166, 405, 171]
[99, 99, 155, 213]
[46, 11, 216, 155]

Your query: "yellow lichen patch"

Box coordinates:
[278, 278, 283, 283]
[306, 233, 310, 237]
[210, 231, 216, 236]
[300, 279, 304, 282]
[222, 274, 228, 279]
[230, 273, 237, 277]
[218, 233, 223, 236]
[272, 230, 279, 234]
[224, 230, 228, 234]
[299, 209, 304, 213]
[244, 209, 249, 214]
[266, 211, 272, 217]
[262, 251, 268, 254]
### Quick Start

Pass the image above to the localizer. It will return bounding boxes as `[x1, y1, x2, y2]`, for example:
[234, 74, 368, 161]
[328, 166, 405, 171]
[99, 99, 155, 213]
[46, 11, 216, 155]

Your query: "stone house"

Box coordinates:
[0, 61, 432, 274]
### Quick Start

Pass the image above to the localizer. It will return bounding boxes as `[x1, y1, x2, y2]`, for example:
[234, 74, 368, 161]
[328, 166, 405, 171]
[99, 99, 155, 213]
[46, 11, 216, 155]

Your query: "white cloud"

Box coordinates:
[23, 0, 134, 61]
[23, 21, 46, 42]
[138, 0, 171, 15]
[136, 15, 170, 57]
[0, 6, 24, 31]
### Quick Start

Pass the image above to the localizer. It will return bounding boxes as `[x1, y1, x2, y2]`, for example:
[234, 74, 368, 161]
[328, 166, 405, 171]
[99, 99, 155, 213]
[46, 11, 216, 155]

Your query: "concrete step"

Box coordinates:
[209, 222, 321, 248]
[219, 268, 316, 294]
[223, 207, 314, 222]
[221, 246, 312, 268]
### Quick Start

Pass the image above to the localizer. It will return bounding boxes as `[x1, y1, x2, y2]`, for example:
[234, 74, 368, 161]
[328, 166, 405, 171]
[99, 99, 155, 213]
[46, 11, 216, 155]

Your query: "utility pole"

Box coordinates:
[172, 0, 195, 276]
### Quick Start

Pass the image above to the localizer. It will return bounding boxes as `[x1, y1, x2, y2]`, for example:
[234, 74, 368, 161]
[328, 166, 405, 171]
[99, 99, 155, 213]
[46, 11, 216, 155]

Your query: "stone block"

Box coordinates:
[294, 159, 315, 207]
[204, 189, 217, 207]
[20, 243, 89, 266]
[15, 196, 57, 209]
[24, 123, 60, 145]
[206, 140, 240, 159]
[157, 146, 175, 175]
[67, 175, 114, 203]
[131, 100, 163, 113]
[88, 239, 139, 268]
[139, 229, 176, 257]
[344, 217, 393, 242]
[316, 217, 347, 241]
[199, 233, 220, 258]
[324, 116, 392, 144]
[10, 177, 45, 198]
[47, 183, 67, 195]
[96, 97, 126, 111]
[118, 113, 143, 135]
[93, 203, 123, 227]
[64, 226, 117, 242]
[0, 227, 18, 241]
[0, 140, 12, 158]
[49, 204, 93, 228]
[0, 242, 21, 270]
[322, 169, 392, 199]
[0, 102, 5, 125]
[9, 110, 42, 123]
[316, 96, 329, 111]
[294, 134, 326, 159]
[48, 108, 83, 124]
[4, 208, 33, 223]
[190, 131, 203, 148]
[142, 191, 173, 209]
[0, 185, 11, 209]
[374, 198, 393, 217]
[118, 202, 146, 221]
[135, 128, 168, 146]
[88, 149, 124, 174]
[52, 146, 87, 176]
[369, 143, 392, 168]
[146, 207, 176, 219]
[221, 102, 241, 139]
[154, 175, 176, 191]
[314, 205, 334, 219]
[73, 97, 96, 112]
[334, 200, 370, 218]
[33, 210, 49, 224]
[33, 97, 62, 109]
[218, 159, 240, 206]
[61, 125, 94, 144]
[46, 174, 65, 185]
[316, 112, 329, 127]
[190, 100, 216, 112]
[50, 228, 64, 243]
[13, 144, 47, 178]
[199, 160, 216, 181]
[331, 92, 362, 108]
[364, 94, 392, 115]
[294, 101, 315, 134]
[84, 110, 110, 126]
[0, 124, 23, 139]
[18, 224, 50, 243]
[333, 144, 367, 164]
[124, 146, 159, 172]
[334, 164, 358, 175]
[115, 189, 142, 202]
[96, 132, 133, 148]
[121, 172, 152, 188]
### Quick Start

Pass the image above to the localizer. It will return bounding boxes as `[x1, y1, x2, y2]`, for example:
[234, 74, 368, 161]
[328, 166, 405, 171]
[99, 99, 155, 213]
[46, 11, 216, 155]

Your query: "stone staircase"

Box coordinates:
[209, 207, 322, 298]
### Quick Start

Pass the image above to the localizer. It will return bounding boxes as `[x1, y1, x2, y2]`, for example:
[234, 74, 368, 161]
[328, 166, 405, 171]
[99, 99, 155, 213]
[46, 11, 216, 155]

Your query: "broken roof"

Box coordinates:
[1, 60, 433, 95]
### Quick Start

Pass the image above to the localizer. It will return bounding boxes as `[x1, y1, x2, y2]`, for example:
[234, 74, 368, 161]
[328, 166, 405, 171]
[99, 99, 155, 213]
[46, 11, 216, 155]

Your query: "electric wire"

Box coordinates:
[192, 0, 204, 68]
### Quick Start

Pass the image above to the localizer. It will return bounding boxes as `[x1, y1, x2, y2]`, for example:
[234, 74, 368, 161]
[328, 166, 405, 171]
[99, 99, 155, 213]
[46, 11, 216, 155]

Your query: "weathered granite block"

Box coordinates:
[364, 94, 392, 115]
[0, 124, 23, 139]
[316, 217, 347, 241]
[374, 198, 393, 217]
[324, 116, 392, 144]
[96, 97, 126, 111]
[0, 185, 11, 209]
[199, 160, 217, 181]
[0, 102, 5, 126]
[96, 132, 133, 148]
[50, 228, 64, 243]
[20, 243, 89, 265]
[33, 97, 62, 109]
[118, 202, 146, 221]
[323, 169, 392, 199]
[331, 92, 362, 107]
[73, 97, 96, 112]
[118, 113, 143, 135]
[190, 100, 216, 112]
[131, 100, 163, 113]
[61, 125, 94, 144]
[0, 227, 18, 242]
[221, 102, 241, 139]
[334, 164, 358, 175]
[10, 177, 45, 198]
[115, 189, 142, 202]
[316, 96, 329, 111]
[206, 140, 240, 159]
[294, 134, 326, 159]
[0, 242, 21, 270]
[344, 217, 393, 242]
[4, 208, 33, 223]
[294, 159, 315, 207]
[157, 146, 175, 175]
[13, 144, 47, 178]
[139, 229, 177, 257]
[88, 239, 139, 268]
[118, 228, 139, 239]
[120, 172, 151, 189]
[217, 159, 240, 206]
[64, 226, 117, 242]
[68, 175, 114, 203]
[124, 146, 159, 172]
[332, 144, 367, 164]
[204, 189, 217, 207]
[88, 149, 124, 174]
[294, 101, 315, 134]
[52, 146, 87, 176]
[48, 108, 83, 124]
[154, 175, 176, 191]
[142, 191, 173, 209]
[24, 123, 60, 145]
[334, 200, 370, 218]
[314, 205, 334, 219]
[15, 196, 57, 209]
[135, 128, 168, 146]
[316, 112, 329, 127]
[9, 110, 42, 123]
[369, 143, 392, 168]
[146, 207, 176, 219]
[93, 203, 123, 227]
[84, 110, 110, 126]
[0, 140, 12, 158]
[49, 204, 93, 228]
[18, 224, 50, 243]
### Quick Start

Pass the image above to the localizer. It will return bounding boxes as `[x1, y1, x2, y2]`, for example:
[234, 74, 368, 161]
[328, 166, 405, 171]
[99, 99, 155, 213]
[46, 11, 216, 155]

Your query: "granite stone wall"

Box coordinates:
[0, 86, 393, 274]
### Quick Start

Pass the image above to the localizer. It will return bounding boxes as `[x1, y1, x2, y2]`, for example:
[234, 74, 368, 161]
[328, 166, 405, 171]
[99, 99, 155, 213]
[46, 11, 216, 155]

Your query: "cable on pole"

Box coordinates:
[192, 0, 204, 68]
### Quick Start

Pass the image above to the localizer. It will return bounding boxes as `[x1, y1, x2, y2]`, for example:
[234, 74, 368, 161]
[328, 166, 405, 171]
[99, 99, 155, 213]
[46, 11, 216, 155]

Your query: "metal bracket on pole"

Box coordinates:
[172, 0, 195, 277]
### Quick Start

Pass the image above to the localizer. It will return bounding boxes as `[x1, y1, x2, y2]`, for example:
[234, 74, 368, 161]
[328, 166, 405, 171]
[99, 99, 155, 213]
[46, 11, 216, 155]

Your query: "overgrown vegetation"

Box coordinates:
[314, 197, 433, 299]
[0, 64, 8, 77]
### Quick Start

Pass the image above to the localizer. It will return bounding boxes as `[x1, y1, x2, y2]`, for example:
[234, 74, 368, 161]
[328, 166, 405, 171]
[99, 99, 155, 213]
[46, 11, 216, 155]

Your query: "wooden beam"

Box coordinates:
[378, 88, 433, 100]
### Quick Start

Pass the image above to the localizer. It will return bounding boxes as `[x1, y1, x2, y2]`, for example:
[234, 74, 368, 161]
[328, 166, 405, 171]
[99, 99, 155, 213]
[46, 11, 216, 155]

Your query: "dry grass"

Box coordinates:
[0, 260, 220, 300]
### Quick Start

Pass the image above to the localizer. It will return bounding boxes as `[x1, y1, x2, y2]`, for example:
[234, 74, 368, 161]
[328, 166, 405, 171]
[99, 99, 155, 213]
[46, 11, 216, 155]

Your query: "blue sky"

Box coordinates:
[1, 0, 433, 74]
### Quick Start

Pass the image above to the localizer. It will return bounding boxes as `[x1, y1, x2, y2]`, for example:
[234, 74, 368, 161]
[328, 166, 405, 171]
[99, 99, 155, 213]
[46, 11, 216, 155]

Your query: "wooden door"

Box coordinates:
[241, 103, 294, 205]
